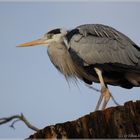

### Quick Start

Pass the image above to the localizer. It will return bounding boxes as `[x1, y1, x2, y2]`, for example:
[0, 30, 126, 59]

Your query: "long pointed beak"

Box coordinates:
[17, 38, 47, 47]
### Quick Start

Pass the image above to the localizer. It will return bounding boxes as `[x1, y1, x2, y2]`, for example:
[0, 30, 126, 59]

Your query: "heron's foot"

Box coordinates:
[95, 86, 111, 111]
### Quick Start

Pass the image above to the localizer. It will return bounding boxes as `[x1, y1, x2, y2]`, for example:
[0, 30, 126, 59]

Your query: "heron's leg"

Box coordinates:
[101, 86, 110, 110]
[94, 68, 111, 110]
[95, 92, 104, 111]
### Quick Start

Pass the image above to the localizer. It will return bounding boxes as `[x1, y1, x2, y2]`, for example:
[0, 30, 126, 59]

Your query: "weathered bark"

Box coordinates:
[28, 100, 140, 139]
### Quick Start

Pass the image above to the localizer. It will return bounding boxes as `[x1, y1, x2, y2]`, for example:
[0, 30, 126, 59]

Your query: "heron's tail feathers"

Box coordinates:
[125, 72, 140, 87]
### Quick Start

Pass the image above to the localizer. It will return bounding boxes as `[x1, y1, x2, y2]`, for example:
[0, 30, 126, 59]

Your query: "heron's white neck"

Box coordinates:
[47, 42, 92, 82]
[47, 42, 75, 76]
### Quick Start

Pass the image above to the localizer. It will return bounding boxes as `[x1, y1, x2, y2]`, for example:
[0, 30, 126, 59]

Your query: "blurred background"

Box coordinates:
[0, 1, 140, 138]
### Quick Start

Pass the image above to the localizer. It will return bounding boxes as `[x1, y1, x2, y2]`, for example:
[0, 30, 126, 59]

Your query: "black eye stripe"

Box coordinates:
[47, 29, 61, 34]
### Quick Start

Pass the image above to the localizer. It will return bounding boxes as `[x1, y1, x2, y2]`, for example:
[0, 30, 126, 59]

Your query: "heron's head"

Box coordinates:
[17, 28, 68, 47]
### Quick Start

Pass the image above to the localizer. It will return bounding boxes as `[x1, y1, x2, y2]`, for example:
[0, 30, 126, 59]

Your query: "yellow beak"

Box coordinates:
[17, 38, 47, 47]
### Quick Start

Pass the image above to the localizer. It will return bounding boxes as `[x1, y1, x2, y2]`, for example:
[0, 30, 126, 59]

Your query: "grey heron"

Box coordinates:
[17, 24, 140, 110]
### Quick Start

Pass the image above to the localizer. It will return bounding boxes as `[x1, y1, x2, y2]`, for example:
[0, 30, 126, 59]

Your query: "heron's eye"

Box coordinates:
[47, 34, 53, 39]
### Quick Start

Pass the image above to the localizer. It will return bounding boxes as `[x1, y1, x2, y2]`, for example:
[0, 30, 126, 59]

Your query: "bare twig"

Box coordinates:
[0, 113, 39, 131]
[86, 84, 100, 92]
[9, 119, 20, 129]
[110, 94, 120, 106]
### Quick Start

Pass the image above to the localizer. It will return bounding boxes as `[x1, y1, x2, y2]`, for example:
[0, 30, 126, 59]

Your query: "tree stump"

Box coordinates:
[28, 100, 140, 139]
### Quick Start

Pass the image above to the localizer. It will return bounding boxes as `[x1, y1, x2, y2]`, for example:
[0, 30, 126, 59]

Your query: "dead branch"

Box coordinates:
[0, 113, 39, 131]
[28, 100, 140, 139]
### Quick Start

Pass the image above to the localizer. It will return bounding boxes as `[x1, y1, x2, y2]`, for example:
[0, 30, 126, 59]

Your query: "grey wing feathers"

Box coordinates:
[67, 24, 140, 69]
[77, 24, 121, 40]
